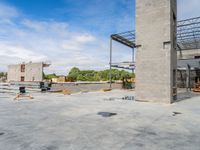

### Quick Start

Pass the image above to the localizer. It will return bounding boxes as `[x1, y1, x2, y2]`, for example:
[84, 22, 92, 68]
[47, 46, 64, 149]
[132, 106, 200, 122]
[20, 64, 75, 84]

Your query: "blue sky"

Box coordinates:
[2, 0, 135, 35]
[0, 0, 200, 74]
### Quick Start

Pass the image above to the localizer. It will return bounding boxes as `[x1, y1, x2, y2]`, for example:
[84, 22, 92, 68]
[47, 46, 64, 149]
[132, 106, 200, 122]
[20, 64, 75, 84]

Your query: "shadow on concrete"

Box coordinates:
[175, 89, 200, 102]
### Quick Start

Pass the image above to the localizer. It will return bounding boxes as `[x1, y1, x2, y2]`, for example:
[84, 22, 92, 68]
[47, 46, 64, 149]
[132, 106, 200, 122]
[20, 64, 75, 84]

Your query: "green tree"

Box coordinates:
[44, 73, 57, 80]
[66, 67, 135, 81]
[0, 72, 7, 78]
[67, 67, 80, 81]
[94, 72, 101, 81]
[77, 74, 85, 81]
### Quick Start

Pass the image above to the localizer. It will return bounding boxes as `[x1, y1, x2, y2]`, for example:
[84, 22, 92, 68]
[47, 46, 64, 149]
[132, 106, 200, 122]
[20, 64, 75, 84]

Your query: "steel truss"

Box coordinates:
[109, 31, 135, 88]
[109, 17, 200, 88]
[111, 31, 135, 48]
[177, 16, 200, 50]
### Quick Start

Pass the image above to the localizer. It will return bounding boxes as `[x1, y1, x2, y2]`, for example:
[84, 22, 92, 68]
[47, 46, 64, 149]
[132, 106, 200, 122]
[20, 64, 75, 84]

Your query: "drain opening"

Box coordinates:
[98, 112, 117, 117]
[173, 112, 182, 116]
[0, 132, 5, 136]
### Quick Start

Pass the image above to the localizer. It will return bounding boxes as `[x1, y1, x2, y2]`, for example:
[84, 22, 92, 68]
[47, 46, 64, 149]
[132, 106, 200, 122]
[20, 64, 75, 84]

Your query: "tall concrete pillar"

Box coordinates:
[135, 0, 177, 103]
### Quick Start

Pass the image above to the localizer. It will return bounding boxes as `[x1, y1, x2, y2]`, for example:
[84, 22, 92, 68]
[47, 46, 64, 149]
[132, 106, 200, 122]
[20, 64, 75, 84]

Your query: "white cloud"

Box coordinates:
[0, 3, 19, 19]
[62, 33, 96, 51]
[0, 1, 138, 74]
[73, 34, 96, 43]
[0, 3, 109, 74]
[21, 19, 69, 33]
[0, 43, 47, 61]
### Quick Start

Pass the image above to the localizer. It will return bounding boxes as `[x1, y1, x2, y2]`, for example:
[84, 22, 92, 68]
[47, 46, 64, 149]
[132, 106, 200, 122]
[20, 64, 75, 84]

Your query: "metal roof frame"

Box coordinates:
[110, 16, 200, 51]
[177, 16, 200, 50]
[109, 16, 200, 89]
[111, 31, 135, 48]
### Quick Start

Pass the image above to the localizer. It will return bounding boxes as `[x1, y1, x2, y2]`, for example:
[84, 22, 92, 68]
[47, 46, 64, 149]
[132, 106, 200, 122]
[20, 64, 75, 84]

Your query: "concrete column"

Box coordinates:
[135, 0, 177, 103]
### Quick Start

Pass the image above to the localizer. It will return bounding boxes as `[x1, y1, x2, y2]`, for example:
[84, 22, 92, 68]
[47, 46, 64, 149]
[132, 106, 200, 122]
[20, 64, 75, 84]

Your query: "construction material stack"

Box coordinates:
[193, 82, 200, 92]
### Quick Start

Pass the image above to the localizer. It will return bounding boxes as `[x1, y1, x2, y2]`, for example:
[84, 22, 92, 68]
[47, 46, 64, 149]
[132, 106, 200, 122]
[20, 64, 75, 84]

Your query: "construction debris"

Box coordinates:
[14, 87, 34, 100]
[81, 90, 89, 93]
[102, 88, 112, 92]
[122, 96, 134, 100]
[193, 82, 200, 92]
[104, 96, 134, 101]
[48, 89, 71, 95]
[62, 89, 71, 95]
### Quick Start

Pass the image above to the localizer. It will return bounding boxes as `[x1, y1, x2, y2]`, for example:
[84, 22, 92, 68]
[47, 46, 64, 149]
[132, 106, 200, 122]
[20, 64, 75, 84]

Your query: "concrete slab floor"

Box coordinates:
[0, 90, 200, 150]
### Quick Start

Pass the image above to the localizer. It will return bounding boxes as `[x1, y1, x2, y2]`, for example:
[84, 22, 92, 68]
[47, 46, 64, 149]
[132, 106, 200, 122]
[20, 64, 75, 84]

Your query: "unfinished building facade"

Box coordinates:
[135, 0, 177, 103]
[7, 62, 50, 82]
[109, 0, 200, 103]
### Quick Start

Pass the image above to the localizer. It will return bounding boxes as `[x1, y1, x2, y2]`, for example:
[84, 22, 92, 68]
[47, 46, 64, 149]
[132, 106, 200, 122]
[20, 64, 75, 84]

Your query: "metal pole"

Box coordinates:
[188, 65, 191, 91]
[109, 38, 112, 89]
[132, 48, 134, 74]
[186, 65, 189, 92]
[186, 64, 191, 92]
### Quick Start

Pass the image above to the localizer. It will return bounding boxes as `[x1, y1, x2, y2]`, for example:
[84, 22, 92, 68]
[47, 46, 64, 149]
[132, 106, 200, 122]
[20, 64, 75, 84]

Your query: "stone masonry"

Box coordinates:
[135, 0, 177, 103]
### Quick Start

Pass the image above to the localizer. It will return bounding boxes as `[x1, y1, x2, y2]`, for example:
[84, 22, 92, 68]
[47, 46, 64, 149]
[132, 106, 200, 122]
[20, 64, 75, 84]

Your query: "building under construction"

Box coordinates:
[109, 0, 200, 103]
[7, 62, 50, 82]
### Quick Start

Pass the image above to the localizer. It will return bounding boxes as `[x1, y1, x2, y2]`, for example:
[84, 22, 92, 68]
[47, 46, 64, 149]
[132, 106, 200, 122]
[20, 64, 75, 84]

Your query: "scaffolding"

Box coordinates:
[109, 17, 200, 89]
